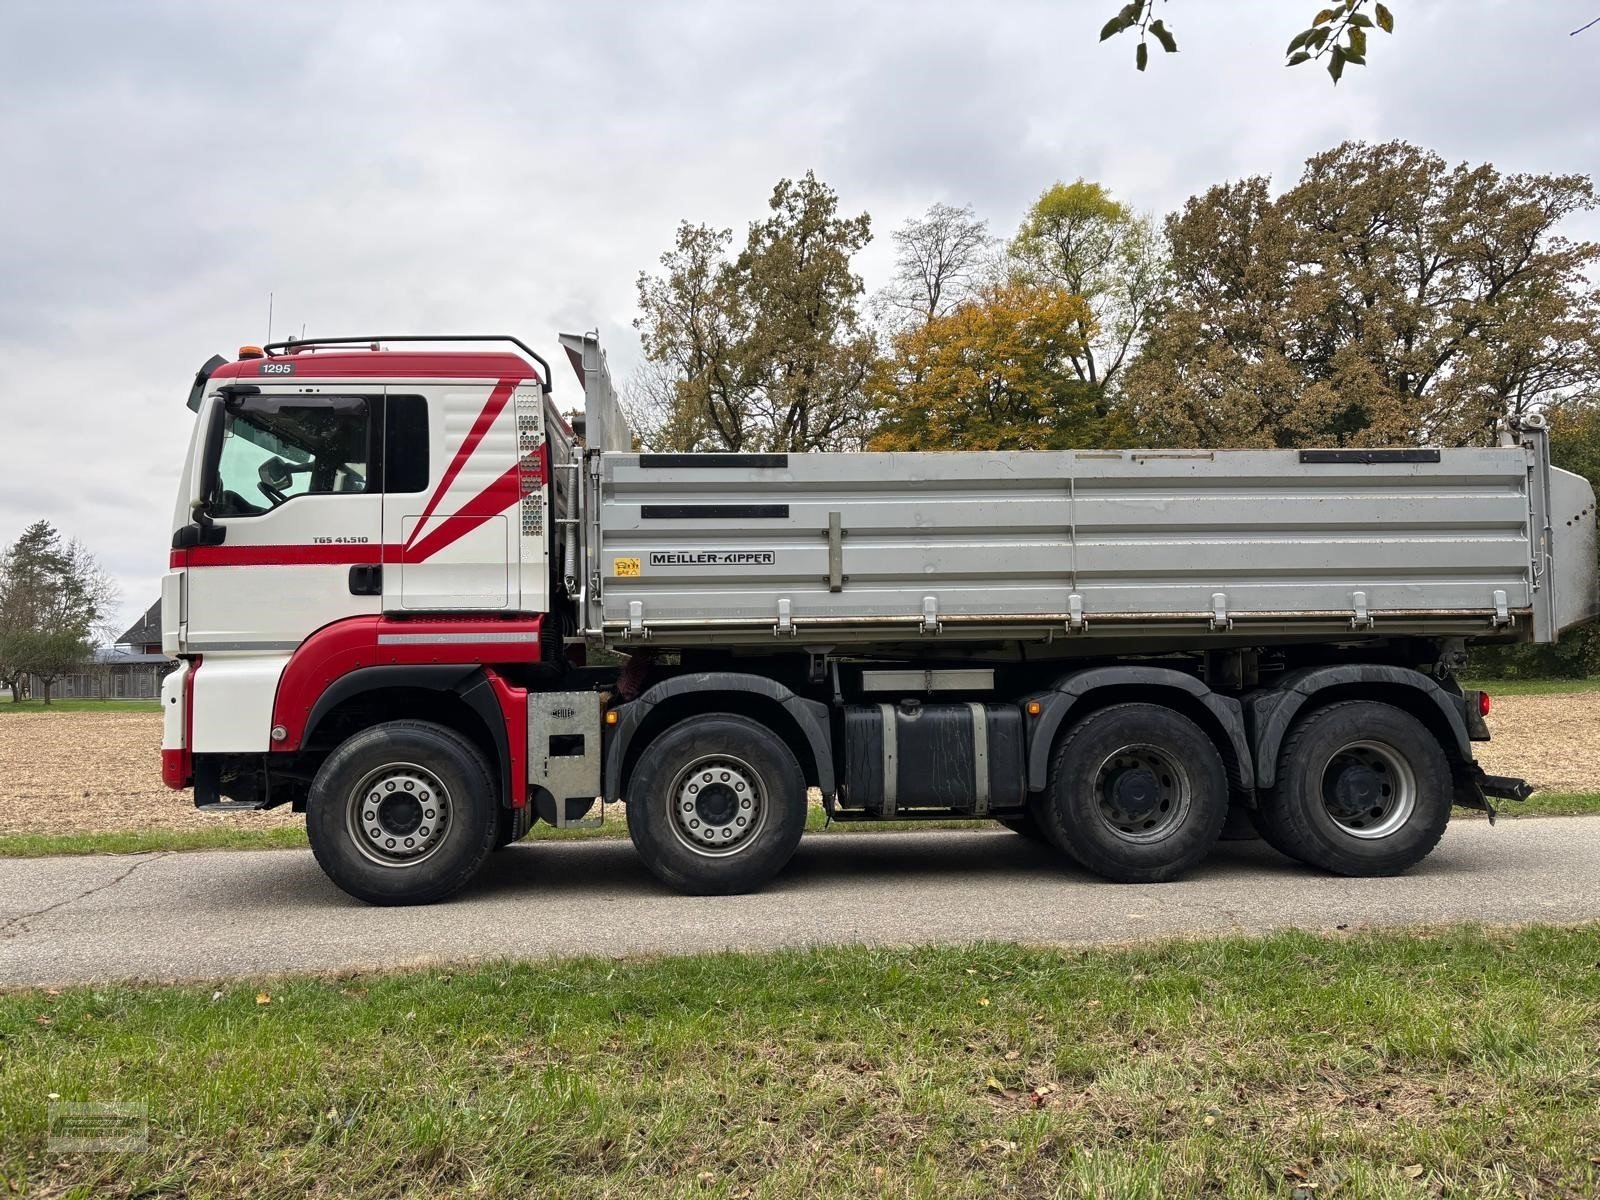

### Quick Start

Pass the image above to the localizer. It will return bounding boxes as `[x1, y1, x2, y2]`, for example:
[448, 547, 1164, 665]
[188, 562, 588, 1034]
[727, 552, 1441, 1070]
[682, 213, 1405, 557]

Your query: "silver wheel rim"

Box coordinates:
[667, 753, 766, 858]
[1092, 743, 1192, 843]
[1321, 739, 1416, 839]
[346, 763, 451, 867]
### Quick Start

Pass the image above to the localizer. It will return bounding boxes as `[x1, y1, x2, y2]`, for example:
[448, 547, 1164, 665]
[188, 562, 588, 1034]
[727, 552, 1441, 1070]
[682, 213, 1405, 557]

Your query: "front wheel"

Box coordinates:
[1256, 700, 1451, 876]
[306, 720, 499, 905]
[626, 714, 807, 895]
[1040, 703, 1230, 883]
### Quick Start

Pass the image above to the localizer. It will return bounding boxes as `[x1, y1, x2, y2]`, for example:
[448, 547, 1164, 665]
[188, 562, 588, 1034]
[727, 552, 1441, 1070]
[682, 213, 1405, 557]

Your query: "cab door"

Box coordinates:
[183, 389, 385, 652]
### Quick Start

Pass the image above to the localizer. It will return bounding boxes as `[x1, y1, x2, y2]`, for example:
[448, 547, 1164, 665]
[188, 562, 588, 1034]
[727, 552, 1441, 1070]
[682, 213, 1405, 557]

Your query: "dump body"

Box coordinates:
[589, 440, 1599, 649]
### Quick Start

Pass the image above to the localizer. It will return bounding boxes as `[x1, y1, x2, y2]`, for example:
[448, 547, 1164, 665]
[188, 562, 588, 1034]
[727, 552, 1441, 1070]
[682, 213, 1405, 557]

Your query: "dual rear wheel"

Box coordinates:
[1024, 699, 1451, 883]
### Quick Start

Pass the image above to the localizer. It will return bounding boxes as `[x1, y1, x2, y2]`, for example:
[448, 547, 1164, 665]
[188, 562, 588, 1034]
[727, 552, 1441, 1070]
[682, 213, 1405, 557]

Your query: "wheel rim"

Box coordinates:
[346, 763, 452, 867]
[1321, 739, 1416, 839]
[1092, 744, 1192, 843]
[667, 753, 766, 858]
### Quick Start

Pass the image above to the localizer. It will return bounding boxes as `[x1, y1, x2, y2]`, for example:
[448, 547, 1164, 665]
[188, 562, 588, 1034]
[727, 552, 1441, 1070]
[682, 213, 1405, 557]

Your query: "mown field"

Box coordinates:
[3, 926, 1599, 1199]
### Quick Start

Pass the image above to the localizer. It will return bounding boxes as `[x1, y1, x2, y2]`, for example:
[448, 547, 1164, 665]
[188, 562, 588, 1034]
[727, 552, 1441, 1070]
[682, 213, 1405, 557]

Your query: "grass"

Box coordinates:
[0, 807, 990, 858]
[3, 925, 1600, 1198]
[2, 795, 1595, 858]
[1460, 676, 1600, 695]
[0, 699, 163, 714]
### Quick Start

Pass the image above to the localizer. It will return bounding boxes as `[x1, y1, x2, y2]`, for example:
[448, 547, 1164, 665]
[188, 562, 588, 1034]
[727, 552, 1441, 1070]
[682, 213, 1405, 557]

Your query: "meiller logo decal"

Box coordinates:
[649, 551, 776, 566]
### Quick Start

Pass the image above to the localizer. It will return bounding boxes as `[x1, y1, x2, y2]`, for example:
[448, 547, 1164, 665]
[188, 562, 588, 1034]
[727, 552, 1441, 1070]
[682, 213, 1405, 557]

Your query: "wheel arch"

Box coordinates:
[1025, 667, 1253, 798]
[604, 672, 834, 803]
[1245, 665, 1472, 791]
[297, 665, 513, 805]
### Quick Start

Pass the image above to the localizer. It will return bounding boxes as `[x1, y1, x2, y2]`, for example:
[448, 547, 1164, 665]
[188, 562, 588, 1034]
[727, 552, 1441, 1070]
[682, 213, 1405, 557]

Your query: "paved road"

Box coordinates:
[2, 821, 1597, 987]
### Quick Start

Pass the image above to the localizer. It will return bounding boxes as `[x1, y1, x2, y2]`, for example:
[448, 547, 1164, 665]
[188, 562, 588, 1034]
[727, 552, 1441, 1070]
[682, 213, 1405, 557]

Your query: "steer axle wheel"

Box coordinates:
[1039, 702, 1229, 883]
[1256, 700, 1450, 876]
[626, 714, 807, 895]
[307, 720, 498, 906]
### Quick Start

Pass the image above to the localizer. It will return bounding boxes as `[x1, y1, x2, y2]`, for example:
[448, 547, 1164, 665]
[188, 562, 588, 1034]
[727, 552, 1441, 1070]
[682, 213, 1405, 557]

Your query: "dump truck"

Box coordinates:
[160, 333, 1599, 904]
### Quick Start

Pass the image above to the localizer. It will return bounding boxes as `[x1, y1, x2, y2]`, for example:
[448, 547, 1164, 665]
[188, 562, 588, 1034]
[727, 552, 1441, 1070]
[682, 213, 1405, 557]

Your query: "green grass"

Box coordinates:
[4, 795, 1596, 859]
[1460, 676, 1600, 695]
[0, 698, 163, 714]
[3, 925, 1600, 1198]
[0, 808, 991, 858]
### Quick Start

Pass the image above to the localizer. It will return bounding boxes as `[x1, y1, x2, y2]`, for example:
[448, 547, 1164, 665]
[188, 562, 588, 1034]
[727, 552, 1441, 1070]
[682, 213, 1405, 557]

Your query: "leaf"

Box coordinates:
[985, 1075, 1006, 1092]
[255, 991, 272, 1006]
[1136, 40, 1148, 71]
[977, 996, 991, 1006]
[1099, 15, 1127, 41]
[1287, 28, 1314, 52]
[1313, 7, 1339, 26]
[1004, 1049, 1021, 1061]
[1403, 1164, 1424, 1179]
[1308, 26, 1331, 48]
[1287, 51, 1312, 65]
[1149, 18, 1178, 52]
[1375, 2, 1394, 32]
[1327, 45, 1346, 82]
[1348, 25, 1367, 55]
[1342, 48, 1366, 65]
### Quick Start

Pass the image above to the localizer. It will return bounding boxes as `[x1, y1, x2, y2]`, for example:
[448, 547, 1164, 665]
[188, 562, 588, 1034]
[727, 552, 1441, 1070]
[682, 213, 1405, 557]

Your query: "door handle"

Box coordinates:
[348, 565, 383, 596]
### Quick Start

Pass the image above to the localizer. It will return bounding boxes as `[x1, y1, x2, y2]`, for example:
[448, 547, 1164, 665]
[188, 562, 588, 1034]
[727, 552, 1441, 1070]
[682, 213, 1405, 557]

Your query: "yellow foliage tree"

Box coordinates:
[868, 283, 1133, 452]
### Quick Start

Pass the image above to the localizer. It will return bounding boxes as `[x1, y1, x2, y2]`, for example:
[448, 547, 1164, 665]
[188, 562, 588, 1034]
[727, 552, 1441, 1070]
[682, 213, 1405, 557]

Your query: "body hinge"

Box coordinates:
[1491, 589, 1512, 628]
[627, 600, 647, 637]
[1209, 592, 1232, 632]
[921, 596, 941, 635]
[1350, 590, 1372, 630]
[1067, 593, 1087, 632]
[775, 597, 795, 636]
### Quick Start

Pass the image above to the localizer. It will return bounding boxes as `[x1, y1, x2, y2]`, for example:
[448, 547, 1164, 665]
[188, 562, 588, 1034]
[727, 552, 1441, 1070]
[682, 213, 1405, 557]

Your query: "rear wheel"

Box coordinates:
[1040, 703, 1229, 883]
[1257, 700, 1450, 876]
[306, 720, 499, 905]
[626, 714, 807, 895]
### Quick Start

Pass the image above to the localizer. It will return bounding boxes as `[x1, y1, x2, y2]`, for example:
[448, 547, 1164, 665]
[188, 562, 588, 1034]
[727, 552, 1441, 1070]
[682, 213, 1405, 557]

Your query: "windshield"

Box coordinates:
[209, 394, 370, 517]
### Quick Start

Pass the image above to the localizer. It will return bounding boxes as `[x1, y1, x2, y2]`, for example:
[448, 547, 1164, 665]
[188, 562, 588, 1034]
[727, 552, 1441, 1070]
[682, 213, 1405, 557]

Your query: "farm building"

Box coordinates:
[21, 601, 172, 701]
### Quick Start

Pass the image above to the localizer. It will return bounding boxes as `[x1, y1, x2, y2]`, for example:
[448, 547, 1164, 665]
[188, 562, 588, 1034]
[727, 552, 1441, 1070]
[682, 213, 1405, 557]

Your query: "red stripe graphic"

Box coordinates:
[402, 464, 522, 564]
[405, 377, 519, 550]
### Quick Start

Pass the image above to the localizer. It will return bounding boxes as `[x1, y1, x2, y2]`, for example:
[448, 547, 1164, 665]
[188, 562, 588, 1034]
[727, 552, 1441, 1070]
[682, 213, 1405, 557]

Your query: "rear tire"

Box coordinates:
[1040, 703, 1229, 883]
[626, 714, 807, 895]
[306, 720, 499, 905]
[1256, 700, 1450, 876]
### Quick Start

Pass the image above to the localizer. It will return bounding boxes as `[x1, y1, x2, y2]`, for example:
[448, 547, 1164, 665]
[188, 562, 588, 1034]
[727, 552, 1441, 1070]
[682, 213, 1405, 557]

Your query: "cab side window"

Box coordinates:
[212, 395, 370, 517]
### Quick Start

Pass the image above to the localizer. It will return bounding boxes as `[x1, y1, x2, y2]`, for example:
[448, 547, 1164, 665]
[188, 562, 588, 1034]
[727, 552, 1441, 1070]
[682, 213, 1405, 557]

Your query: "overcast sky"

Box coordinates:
[1, 0, 1597, 634]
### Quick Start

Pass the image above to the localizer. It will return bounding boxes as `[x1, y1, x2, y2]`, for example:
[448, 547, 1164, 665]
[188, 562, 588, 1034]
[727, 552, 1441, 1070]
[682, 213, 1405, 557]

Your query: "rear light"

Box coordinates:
[1479, 691, 1492, 717]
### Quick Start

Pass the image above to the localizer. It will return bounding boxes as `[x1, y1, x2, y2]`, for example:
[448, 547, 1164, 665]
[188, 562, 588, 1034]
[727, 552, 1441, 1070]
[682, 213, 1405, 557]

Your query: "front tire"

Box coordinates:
[626, 714, 807, 895]
[1256, 700, 1450, 876]
[1040, 703, 1230, 883]
[307, 720, 499, 905]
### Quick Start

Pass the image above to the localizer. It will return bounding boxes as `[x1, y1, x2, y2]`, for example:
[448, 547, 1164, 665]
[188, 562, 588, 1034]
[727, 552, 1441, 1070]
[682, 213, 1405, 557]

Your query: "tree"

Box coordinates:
[1122, 141, 1600, 450]
[0, 521, 117, 703]
[1007, 180, 1166, 403]
[634, 173, 877, 451]
[868, 283, 1132, 452]
[1099, 0, 1396, 83]
[873, 202, 996, 330]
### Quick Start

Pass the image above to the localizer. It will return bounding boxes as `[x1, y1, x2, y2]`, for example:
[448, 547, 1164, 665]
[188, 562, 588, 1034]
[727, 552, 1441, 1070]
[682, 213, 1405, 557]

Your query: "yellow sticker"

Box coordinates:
[613, 557, 641, 577]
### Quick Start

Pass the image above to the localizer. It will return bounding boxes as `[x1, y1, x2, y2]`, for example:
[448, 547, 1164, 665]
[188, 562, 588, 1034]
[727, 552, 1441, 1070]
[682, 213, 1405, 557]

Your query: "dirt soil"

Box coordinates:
[0, 692, 1594, 836]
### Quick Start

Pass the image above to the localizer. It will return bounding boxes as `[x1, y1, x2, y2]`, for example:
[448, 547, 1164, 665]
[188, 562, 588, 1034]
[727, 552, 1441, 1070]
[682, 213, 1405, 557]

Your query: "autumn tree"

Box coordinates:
[868, 283, 1131, 452]
[1123, 141, 1600, 449]
[873, 202, 997, 330]
[1007, 180, 1166, 403]
[0, 521, 117, 703]
[634, 173, 876, 451]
